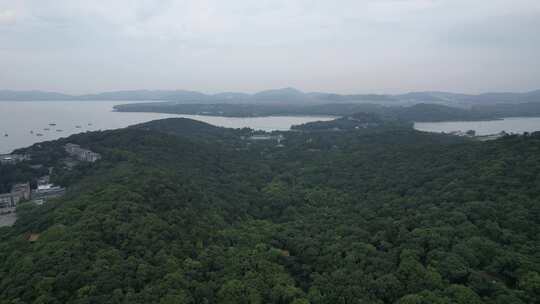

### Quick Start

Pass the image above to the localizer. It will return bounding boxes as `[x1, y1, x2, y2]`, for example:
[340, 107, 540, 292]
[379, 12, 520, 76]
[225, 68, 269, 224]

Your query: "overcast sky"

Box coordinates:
[1, 0, 539, 94]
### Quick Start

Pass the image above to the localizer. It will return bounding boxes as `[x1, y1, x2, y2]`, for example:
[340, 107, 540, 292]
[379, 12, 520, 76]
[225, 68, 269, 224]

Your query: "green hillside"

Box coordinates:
[0, 118, 539, 303]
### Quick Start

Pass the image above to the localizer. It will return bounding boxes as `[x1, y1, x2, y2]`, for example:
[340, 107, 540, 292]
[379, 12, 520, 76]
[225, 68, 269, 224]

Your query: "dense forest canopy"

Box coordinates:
[0, 117, 539, 303]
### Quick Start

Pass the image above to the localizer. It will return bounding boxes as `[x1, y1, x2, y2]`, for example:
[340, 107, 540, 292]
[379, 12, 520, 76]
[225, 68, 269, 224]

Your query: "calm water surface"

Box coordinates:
[0, 101, 333, 154]
[414, 117, 540, 135]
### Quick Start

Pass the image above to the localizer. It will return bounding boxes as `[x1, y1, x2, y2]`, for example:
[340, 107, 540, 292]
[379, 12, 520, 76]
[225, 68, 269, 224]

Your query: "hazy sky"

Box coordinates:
[1, 0, 539, 94]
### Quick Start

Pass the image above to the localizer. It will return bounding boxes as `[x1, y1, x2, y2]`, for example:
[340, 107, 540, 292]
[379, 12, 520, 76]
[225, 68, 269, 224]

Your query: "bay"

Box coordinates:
[0, 101, 333, 154]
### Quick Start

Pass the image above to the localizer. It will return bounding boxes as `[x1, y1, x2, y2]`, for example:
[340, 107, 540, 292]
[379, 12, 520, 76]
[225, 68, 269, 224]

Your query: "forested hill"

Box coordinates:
[112, 102, 508, 122]
[291, 112, 411, 131]
[130, 117, 250, 142]
[0, 118, 539, 303]
[114, 101, 540, 122]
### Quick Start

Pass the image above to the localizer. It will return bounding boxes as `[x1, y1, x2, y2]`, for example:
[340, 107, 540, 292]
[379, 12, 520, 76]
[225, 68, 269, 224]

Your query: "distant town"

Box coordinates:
[0, 143, 101, 227]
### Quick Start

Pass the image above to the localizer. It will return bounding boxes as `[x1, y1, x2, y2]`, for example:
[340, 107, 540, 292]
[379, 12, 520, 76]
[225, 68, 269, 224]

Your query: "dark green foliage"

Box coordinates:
[395, 103, 483, 121]
[473, 102, 540, 118]
[291, 112, 411, 131]
[0, 118, 539, 303]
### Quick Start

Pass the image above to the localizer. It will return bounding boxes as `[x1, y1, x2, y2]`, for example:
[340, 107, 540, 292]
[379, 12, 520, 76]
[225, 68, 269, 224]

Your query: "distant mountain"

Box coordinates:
[78, 90, 211, 102]
[308, 92, 397, 103]
[0, 90, 73, 101]
[2, 88, 540, 106]
[471, 101, 540, 118]
[395, 92, 450, 103]
[394, 90, 540, 106]
[471, 90, 540, 104]
[251, 87, 310, 104]
[211, 92, 251, 102]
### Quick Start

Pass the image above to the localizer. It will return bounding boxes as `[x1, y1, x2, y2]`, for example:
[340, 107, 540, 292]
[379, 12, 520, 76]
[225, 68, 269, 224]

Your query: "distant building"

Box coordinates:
[64, 143, 101, 162]
[476, 131, 509, 142]
[31, 184, 65, 202]
[64, 143, 80, 154]
[0, 154, 30, 165]
[246, 134, 285, 148]
[12, 183, 31, 201]
[248, 134, 285, 146]
[248, 135, 274, 140]
[0, 182, 31, 212]
[0, 179, 65, 211]
[0, 193, 13, 210]
[465, 130, 476, 136]
[30, 176, 66, 204]
[449, 130, 466, 136]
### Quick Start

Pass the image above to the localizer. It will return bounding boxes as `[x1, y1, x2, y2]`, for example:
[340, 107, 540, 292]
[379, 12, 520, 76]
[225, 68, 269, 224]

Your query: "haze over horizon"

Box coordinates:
[1, 0, 540, 95]
[2, 87, 540, 97]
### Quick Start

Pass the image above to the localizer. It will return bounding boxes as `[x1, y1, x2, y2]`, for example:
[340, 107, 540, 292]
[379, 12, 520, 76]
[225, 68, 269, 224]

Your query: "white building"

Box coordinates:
[0, 154, 30, 165]
[64, 143, 101, 162]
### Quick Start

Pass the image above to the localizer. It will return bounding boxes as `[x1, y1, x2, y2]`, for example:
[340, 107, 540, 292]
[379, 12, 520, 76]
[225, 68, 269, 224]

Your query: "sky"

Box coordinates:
[1, 0, 539, 94]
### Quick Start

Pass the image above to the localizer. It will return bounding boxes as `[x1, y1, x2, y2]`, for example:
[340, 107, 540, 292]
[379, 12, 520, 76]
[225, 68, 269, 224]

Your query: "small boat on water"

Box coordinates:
[56, 129, 63, 132]
[75, 125, 82, 128]
[4, 133, 8, 137]
[30, 130, 34, 134]
[88, 123, 93, 126]
[49, 123, 56, 126]
[44, 128, 50, 131]
[36, 133, 44, 137]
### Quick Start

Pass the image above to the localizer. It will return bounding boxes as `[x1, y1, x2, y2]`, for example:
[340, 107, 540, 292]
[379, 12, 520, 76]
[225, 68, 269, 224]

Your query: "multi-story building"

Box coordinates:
[0, 193, 13, 209]
[64, 143, 101, 162]
[11, 183, 31, 202]
[0, 182, 31, 211]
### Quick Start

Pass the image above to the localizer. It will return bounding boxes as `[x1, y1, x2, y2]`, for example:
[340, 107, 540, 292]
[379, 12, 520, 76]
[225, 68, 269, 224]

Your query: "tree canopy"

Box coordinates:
[0, 117, 539, 303]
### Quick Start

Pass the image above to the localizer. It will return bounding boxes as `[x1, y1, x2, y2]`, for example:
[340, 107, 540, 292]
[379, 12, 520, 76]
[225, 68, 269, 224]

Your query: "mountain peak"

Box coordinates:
[254, 87, 304, 95]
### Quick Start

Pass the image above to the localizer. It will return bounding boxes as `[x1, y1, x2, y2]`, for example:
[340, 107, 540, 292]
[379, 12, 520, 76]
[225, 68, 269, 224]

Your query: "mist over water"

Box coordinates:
[0, 101, 332, 154]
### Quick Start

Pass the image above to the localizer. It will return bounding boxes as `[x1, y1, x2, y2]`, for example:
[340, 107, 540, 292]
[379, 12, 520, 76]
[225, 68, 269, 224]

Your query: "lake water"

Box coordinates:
[0, 101, 333, 154]
[414, 117, 540, 135]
